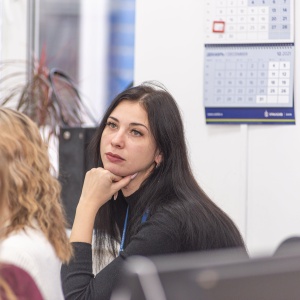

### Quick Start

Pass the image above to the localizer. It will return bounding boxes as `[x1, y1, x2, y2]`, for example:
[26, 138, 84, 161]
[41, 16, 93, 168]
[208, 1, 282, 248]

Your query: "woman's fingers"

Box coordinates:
[80, 168, 136, 208]
[112, 175, 132, 191]
[113, 173, 138, 200]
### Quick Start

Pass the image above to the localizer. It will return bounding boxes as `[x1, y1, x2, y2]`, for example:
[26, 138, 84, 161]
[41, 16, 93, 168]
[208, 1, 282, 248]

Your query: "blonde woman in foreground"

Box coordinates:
[0, 108, 72, 300]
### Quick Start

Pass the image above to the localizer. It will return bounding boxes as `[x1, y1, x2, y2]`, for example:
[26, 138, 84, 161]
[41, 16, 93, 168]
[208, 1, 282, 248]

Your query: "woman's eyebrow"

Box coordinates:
[130, 122, 149, 131]
[108, 116, 149, 131]
[108, 116, 118, 122]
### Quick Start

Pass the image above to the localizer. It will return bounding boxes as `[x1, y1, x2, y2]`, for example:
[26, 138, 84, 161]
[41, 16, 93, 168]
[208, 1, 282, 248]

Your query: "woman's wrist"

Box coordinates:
[76, 196, 102, 216]
[69, 199, 99, 243]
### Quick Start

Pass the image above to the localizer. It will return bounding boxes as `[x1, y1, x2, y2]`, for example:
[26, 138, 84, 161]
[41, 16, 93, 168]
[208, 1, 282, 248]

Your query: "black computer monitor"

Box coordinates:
[111, 247, 300, 300]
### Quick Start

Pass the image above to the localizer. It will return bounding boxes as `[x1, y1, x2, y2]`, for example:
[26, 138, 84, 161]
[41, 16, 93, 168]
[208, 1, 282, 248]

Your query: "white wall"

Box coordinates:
[79, 0, 109, 125]
[0, 0, 28, 99]
[134, 0, 300, 256]
[0, 0, 27, 61]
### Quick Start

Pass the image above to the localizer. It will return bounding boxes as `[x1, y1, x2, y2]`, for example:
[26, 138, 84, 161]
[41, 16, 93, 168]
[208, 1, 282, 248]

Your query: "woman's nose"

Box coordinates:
[111, 131, 125, 148]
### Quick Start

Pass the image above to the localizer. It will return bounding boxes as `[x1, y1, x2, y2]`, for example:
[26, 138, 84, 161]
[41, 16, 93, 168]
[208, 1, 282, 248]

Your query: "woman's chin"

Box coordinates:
[104, 165, 128, 177]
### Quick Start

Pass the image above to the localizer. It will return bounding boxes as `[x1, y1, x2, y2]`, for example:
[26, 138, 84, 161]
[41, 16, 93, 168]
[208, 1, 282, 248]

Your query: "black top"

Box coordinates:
[61, 190, 244, 300]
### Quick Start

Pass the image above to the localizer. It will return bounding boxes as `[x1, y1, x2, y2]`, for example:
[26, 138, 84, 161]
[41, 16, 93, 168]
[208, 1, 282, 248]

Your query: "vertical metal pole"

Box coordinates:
[27, 0, 39, 82]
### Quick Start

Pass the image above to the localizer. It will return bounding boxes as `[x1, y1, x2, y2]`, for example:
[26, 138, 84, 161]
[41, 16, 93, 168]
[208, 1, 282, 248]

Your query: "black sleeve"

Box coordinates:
[61, 213, 180, 300]
[61, 242, 125, 300]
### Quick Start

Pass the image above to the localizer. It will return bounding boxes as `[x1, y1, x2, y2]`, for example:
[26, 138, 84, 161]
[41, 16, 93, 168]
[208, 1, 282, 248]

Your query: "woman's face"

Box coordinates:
[100, 100, 161, 181]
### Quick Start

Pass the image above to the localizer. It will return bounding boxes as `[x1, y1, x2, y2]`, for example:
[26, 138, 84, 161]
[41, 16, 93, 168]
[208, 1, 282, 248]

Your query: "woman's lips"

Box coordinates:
[106, 152, 125, 163]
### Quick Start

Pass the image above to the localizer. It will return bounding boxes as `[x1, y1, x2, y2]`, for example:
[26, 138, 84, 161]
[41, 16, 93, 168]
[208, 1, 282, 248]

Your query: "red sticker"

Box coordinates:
[212, 21, 225, 33]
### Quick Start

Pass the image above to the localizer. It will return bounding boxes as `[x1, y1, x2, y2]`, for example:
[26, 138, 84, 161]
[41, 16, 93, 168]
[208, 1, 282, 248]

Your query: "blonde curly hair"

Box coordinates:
[0, 108, 72, 263]
[0, 276, 16, 300]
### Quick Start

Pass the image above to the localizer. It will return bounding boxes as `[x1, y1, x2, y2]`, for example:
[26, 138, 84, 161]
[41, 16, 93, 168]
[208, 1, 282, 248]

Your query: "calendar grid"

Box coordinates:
[204, 44, 294, 108]
[205, 0, 294, 44]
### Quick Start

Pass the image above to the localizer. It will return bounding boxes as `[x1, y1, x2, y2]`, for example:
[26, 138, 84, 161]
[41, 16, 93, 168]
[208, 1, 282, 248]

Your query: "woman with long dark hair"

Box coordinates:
[61, 82, 245, 299]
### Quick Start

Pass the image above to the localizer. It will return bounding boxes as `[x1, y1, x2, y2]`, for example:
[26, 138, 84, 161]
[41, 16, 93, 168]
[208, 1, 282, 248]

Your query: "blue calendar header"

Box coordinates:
[205, 107, 295, 124]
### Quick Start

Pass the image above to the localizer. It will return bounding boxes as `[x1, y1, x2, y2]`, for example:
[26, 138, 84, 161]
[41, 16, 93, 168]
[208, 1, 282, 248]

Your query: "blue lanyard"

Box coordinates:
[119, 208, 149, 254]
[119, 206, 129, 253]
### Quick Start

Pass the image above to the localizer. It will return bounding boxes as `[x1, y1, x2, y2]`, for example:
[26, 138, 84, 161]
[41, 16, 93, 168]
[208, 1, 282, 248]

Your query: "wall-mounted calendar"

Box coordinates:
[203, 0, 295, 124]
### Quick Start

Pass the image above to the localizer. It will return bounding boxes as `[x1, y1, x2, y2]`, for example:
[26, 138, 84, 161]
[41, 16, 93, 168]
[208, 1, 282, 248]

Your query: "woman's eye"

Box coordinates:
[131, 129, 142, 136]
[106, 121, 117, 129]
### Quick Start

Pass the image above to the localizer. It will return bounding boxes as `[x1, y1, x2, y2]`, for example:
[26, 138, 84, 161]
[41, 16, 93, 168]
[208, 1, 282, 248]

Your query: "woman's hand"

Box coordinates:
[70, 168, 133, 244]
[79, 168, 132, 211]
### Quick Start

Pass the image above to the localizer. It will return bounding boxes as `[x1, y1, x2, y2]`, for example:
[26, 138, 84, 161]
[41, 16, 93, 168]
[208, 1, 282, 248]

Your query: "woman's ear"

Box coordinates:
[154, 152, 163, 166]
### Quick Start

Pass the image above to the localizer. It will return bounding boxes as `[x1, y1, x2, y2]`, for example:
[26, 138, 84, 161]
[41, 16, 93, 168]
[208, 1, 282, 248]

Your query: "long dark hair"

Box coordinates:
[89, 82, 245, 266]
